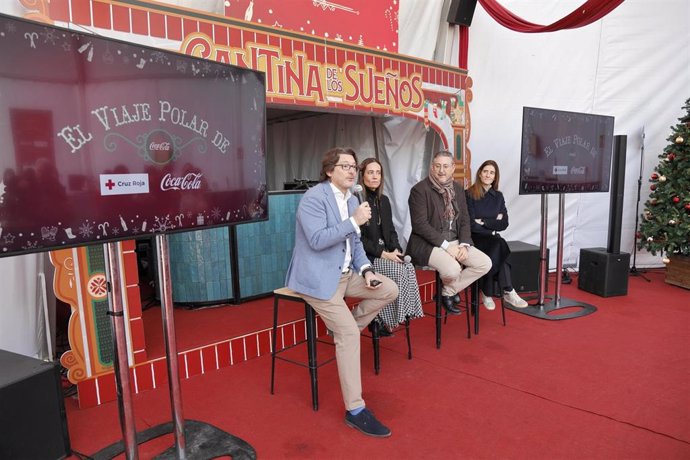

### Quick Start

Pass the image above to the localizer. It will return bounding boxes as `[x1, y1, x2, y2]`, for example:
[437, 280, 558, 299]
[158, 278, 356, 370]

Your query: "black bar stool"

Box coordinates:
[429, 271, 471, 349]
[363, 317, 413, 374]
[270, 288, 382, 409]
[472, 280, 507, 336]
[270, 287, 335, 411]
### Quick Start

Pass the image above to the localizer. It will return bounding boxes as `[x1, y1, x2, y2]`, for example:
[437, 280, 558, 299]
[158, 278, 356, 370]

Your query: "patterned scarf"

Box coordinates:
[428, 172, 456, 221]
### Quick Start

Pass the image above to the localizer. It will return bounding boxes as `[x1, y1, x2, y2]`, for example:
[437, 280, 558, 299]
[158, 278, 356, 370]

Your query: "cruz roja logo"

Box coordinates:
[100, 173, 150, 196]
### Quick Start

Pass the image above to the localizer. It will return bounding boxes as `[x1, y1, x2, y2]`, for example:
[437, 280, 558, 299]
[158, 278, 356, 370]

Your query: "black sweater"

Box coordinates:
[359, 188, 402, 262]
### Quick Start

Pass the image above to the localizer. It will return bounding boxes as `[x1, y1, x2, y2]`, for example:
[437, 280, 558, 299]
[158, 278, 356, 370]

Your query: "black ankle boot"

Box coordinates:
[368, 320, 394, 337]
[441, 296, 461, 315]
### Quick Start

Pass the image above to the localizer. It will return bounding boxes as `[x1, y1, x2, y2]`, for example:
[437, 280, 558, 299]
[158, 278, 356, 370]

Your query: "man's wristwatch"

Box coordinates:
[361, 267, 375, 277]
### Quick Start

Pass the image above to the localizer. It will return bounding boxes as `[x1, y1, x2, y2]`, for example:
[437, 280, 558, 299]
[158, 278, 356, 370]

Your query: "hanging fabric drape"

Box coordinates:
[477, 0, 625, 32]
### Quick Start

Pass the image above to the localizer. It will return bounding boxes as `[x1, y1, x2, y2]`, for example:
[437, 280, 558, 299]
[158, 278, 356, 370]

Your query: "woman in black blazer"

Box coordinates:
[466, 160, 528, 310]
[358, 158, 423, 334]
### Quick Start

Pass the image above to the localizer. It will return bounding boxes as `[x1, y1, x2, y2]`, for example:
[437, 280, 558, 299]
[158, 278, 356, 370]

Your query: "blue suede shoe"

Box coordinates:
[344, 408, 391, 437]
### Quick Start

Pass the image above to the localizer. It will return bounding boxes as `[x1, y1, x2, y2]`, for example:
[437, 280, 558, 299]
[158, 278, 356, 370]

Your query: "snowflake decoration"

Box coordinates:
[211, 207, 222, 220]
[22, 240, 39, 250]
[151, 51, 168, 64]
[186, 211, 193, 219]
[78, 221, 94, 238]
[5, 22, 17, 33]
[41, 28, 58, 45]
[111, 227, 120, 236]
[151, 215, 174, 233]
[176, 60, 188, 73]
[202, 62, 212, 73]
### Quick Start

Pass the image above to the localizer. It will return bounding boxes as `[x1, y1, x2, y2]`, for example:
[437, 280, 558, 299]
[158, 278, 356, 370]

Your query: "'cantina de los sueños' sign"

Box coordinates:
[0, 14, 267, 257]
[182, 32, 425, 112]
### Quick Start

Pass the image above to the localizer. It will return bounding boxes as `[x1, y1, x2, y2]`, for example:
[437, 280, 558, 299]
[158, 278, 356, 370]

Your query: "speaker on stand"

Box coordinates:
[579, 135, 631, 297]
[630, 127, 651, 281]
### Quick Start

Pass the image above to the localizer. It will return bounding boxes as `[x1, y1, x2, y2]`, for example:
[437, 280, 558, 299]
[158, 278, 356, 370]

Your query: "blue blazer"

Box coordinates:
[286, 181, 370, 300]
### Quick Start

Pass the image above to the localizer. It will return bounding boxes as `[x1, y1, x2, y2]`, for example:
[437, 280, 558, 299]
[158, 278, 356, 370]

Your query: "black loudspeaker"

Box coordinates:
[447, 0, 478, 26]
[578, 248, 630, 297]
[0, 350, 71, 459]
[507, 240, 549, 293]
[607, 135, 627, 254]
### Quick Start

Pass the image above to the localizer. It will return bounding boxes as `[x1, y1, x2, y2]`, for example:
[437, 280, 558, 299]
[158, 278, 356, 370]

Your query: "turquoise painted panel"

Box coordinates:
[168, 227, 233, 303]
[235, 192, 302, 299]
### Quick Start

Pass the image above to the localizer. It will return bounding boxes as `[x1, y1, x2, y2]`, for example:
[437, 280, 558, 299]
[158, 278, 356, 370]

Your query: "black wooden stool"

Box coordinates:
[472, 280, 507, 335]
[270, 287, 335, 411]
[364, 317, 409, 374]
[432, 271, 471, 349]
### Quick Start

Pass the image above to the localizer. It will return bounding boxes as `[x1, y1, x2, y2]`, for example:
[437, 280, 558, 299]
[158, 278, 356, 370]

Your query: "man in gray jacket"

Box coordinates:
[406, 150, 491, 313]
[286, 147, 398, 437]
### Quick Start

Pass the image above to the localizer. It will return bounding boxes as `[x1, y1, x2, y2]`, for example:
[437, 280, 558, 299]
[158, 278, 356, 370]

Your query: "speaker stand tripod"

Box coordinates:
[630, 126, 651, 282]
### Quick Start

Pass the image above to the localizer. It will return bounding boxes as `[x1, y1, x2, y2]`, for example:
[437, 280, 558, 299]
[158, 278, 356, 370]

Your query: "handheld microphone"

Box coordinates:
[352, 184, 369, 226]
[352, 184, 365, 204]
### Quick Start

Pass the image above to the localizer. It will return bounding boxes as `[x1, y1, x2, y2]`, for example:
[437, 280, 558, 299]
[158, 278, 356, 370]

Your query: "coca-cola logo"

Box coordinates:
[146, 130, 175, 164]
[161, 172, 203, 191]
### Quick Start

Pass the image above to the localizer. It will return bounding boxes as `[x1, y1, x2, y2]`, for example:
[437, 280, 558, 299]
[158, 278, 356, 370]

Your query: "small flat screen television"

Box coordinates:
[0, 14, 266, 258]
[519, 107, 614, 195]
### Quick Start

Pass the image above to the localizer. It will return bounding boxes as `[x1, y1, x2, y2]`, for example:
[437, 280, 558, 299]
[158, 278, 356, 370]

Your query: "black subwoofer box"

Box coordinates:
[507, 240, 548, 293]
[0, 349, 71, 459]
[578, 248, 630, 297]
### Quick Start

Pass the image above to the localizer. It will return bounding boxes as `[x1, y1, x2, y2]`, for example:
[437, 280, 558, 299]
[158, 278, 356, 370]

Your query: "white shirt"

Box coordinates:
[329, 182, 361, 273]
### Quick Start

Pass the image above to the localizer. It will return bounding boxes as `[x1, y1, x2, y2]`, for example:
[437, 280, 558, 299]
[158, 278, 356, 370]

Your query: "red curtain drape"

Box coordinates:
[477, 0, 625, 33]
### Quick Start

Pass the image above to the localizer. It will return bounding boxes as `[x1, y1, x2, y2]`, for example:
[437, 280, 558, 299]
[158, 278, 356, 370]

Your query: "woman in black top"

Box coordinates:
[466, 160, 528, 310]
[358, 158, 423, 333]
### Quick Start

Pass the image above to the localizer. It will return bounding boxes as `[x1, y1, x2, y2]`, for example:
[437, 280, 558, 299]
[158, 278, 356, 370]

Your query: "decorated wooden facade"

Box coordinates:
[24, 0, 471, 407]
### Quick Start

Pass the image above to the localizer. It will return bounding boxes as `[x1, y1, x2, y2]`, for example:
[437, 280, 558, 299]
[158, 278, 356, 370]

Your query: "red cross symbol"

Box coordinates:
[105, 179, 116, 190]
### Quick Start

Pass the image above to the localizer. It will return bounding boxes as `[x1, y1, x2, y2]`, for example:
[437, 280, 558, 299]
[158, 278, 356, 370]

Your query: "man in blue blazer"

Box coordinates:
[286, 147, 398, 437]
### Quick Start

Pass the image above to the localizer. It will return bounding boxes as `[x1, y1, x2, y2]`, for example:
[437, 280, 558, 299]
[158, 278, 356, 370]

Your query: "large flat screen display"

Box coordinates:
[0, 14, 266, 258]
[519, 107, 614, 195]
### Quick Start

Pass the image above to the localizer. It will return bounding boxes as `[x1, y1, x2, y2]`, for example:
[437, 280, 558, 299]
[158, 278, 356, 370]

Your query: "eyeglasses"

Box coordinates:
[432, 163, 454, 171]
[335, 163, 358, 171]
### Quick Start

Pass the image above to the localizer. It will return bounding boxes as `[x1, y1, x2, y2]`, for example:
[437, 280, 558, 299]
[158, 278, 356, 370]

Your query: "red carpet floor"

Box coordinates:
[65, 270, 690, 459]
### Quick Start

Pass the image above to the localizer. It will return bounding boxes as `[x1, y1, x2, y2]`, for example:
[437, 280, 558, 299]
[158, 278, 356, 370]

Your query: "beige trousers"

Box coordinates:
[302, 271, 398, 410]
[428, 244, 492, 296]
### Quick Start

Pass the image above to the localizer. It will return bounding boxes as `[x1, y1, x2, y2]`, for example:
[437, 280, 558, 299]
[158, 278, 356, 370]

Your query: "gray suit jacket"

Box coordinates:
[406, 177, 473, 266]
[286, 181, 370, 300]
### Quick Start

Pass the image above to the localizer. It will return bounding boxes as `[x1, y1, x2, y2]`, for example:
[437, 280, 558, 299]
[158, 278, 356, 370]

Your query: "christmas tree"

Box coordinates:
[638, 98, 690, 258]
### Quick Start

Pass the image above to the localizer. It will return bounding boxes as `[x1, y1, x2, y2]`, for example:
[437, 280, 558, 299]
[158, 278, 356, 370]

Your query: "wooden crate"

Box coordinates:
[665, 254, 690, 290]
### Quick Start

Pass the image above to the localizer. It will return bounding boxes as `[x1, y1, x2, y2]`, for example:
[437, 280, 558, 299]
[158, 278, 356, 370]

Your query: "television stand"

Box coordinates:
[508, 194, 596, 320]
